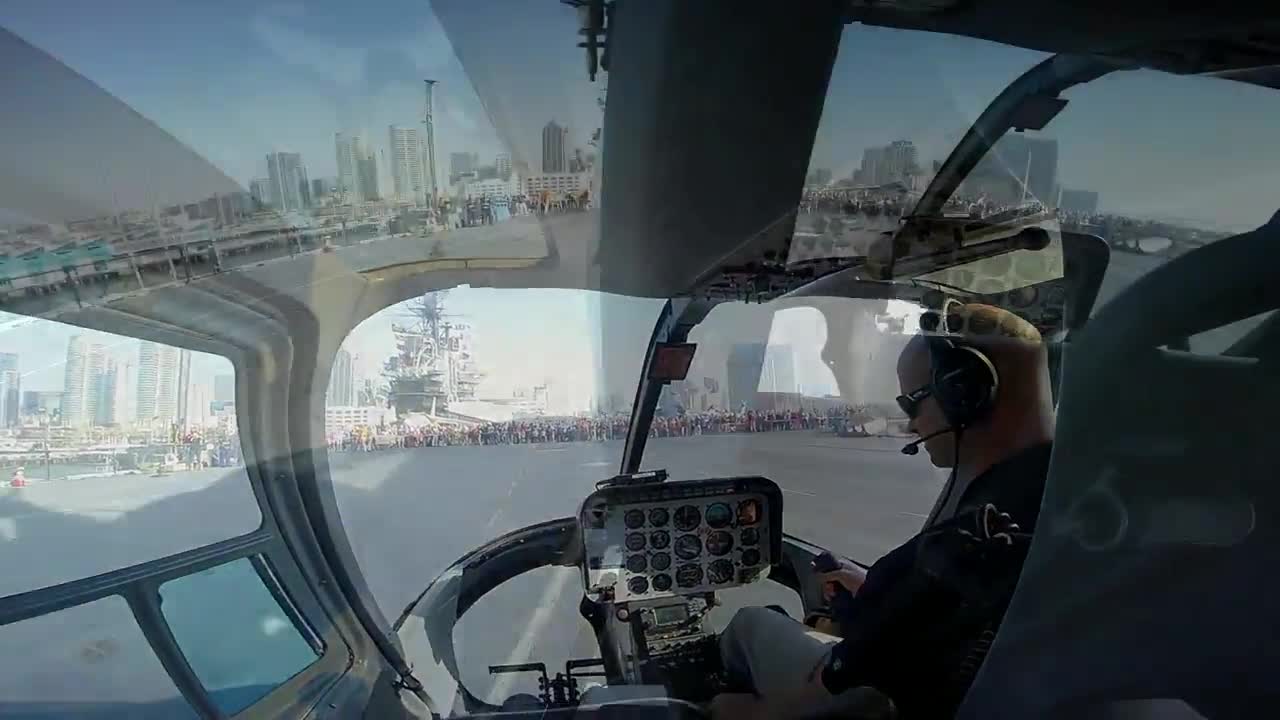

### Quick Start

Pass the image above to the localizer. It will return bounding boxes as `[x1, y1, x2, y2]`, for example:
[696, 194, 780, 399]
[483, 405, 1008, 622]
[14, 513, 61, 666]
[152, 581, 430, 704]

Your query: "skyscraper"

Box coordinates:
[727, 343, 767, 411]
[176, 349, 192, 428]
[335, 132, 374, 203]
[0, 353, 18, 428]
[138, 342, 181, 427]
[93, 357, 119, 426]
[450, 151, 478, 178]
[266, 151, 310, 212]
[542, 121, 568, 173]
[760, 345, 797, 395]
[359, 153, 379, 201]
[327, 349, 356, 406]
[63, 336, 105, 428]
[495, 152, 512, 179]
[388, 125, 426, 205]
[249, 178, 272, 209]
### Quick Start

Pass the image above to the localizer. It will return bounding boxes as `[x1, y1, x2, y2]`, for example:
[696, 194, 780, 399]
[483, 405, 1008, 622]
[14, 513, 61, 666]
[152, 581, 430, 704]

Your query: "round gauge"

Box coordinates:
[674, 534, 702, 561]
[649, 530, 670, 550]
[675, 563, 703, 588]
[737, 499, 761, 526]
[706, 530, 734, 556]
[707, 559, 734, 584]
[627, 576, 649, 595]
[652, 573, 673, 592]
[740, 527, 760, 546]
[624, 509, 646, 529]
[705, 503, 732, 528]
[625, 532, 646, 551]
[741, 548, 762, 567]
[625, 554, 648, 573]
[651, 552, 671, 571]
[673, 505, 701, 531]
[648, 507, 670, 527]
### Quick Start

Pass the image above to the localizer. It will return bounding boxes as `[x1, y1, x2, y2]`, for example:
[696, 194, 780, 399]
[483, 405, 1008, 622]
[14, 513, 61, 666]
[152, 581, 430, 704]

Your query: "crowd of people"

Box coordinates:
[440, 188, 593, 229]
[328, 407, 878, 453]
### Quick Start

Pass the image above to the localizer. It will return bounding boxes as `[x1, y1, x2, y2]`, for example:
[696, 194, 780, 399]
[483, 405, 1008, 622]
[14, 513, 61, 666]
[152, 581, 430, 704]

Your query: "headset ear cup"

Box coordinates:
[931, 345, 999, 428]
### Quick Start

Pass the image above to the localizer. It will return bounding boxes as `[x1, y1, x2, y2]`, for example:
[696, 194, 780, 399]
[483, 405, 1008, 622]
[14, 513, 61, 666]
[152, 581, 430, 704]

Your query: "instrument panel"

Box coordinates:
[579, 476, 782, 603]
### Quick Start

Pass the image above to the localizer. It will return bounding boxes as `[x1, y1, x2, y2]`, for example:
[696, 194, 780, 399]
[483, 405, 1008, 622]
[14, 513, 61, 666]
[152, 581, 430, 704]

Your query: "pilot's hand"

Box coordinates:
[817, 562, 867, 599]
[710, 692, 769, 720]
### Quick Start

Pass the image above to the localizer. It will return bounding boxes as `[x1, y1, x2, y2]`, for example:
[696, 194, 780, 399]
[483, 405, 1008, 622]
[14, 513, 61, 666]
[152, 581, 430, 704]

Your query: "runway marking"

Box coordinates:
[492, 568, 575, 700]
[535, 447, 568, 453]
[898, 512, 928, 519]
[782, 488, 817, 497]
[581, 461, 611, 467]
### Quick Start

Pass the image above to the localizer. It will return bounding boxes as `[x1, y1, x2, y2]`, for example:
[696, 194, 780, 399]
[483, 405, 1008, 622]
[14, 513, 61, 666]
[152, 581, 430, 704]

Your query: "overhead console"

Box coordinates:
[578, 475, 783, 602]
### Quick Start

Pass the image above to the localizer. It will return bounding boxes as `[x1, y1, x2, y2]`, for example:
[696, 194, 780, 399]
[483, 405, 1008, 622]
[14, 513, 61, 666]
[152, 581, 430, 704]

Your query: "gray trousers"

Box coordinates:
[719, 606, 841, 695]
[719, 607, 894, 719]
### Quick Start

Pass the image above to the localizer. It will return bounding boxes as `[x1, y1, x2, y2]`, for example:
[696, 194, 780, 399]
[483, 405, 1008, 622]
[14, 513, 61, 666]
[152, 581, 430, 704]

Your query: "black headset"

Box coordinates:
[924, 324, 1000, 431]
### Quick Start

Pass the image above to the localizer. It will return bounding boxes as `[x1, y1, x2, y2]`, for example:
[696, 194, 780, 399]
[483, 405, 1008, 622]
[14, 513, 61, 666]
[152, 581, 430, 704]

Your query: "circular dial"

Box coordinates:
[675, 563, 703, 588]
[737, 499, 761, 526]
[624, 509, 646, 529]
[652, 573, 673, 592]
[648, 507, 670, 527]
[650, 552, 671, 571]
[625, 532, 646, 551]
[674, 534, 702, 561]
[705, 503, 732, 528]
[741, 548, 762, 567]
[673, 505, 701, 532]
[627, 576, 649, 595]
[707, 559, 734, 584]
[649, 530, 670, 550]
[706, 530, 734, 557]
[740, 527, 760, 546]
[625, 554, 648, 573]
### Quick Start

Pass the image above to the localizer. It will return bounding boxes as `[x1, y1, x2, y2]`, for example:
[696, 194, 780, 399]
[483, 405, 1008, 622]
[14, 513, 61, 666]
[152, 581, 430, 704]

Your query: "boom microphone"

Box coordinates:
[901, 427, 955, 455]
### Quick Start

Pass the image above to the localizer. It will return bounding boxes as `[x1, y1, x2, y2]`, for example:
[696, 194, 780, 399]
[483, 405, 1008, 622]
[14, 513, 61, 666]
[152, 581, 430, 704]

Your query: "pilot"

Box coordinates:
[712, 303, 1056, 719]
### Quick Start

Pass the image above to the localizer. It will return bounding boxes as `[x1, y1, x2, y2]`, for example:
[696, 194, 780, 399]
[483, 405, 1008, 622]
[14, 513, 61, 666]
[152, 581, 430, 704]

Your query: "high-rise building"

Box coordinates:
[266, 151, 310, 212]
[727, 343, 767, 411]
[359, 153, 379, 201]
[388, 125, 427, 205]
[176, 349, 192, 428]
[542, 121, 568, 173]
[110, 359, 137, 427]
[138, 342, 181, 427]
[336, 132, 375, 203]
[186, 382, 212, 429]
[495, 152, 512, 179]
[63, 336, 105, 428]
[249, 178, 272, 209]
[21, 391, 61, 423]
[856, 141, 918, 186]
[450, 152, 478, 179]
[759, 345, 796, 395]
[214, 373, 235, 403]
[93, 357, 119, 426]
[0, 353, 18, 428]
[327, 349, 356, 406]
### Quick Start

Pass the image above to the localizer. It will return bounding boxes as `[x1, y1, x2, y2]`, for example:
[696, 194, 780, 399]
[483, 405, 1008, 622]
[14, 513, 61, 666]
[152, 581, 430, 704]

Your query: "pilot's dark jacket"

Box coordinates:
[822, 443, 1053, 715]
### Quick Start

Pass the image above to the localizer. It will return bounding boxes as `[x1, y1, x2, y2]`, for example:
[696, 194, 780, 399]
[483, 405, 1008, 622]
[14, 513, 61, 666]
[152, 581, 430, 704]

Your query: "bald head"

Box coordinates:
[897, 304, 1055, 473]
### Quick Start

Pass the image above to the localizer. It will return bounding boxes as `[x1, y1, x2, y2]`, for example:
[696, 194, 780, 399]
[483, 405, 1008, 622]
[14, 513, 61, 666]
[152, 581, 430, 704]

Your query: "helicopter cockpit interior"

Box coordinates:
[4, 0, 1280, 719]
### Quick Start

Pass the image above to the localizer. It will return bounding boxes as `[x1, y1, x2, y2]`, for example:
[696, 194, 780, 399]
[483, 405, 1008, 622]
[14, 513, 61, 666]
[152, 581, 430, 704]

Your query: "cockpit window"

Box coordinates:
[648, 298, 941, 563]
[0, 313, 257, 597]
[327, 288, 662, 621]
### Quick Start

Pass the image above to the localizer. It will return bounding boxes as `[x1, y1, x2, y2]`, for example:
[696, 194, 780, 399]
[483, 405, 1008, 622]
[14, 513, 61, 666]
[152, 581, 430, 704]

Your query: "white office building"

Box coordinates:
[388, 125, 427, 205]
[523, 173, 588, 196]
